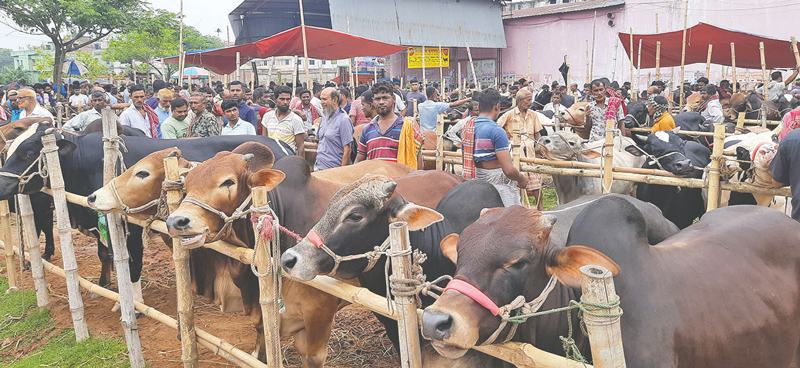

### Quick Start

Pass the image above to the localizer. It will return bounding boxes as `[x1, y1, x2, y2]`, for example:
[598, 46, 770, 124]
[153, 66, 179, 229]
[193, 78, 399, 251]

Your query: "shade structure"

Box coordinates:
[62, 59, 89, 76]
[332, 73, 377, 85]
[171, 67, 211, 79]
[163, 26, 406, 75]
[619, 23, 799, 70]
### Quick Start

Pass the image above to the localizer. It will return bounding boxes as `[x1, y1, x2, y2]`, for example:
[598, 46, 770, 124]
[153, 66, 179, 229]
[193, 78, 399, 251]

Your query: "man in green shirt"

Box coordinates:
[160, 98, 191, 139]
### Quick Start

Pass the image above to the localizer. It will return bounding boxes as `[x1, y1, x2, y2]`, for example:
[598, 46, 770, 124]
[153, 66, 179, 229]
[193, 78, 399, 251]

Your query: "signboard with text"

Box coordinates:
[407, 47, 450, 68]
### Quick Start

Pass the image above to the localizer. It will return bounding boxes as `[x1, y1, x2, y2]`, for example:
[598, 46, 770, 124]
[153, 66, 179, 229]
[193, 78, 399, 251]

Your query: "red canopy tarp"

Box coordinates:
[619, 23, 799, 70]
[164, 26, 406, 75]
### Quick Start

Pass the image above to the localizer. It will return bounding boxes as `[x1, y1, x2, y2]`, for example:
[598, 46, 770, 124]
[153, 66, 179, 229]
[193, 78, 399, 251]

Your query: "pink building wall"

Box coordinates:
[501, 0, 800, 91]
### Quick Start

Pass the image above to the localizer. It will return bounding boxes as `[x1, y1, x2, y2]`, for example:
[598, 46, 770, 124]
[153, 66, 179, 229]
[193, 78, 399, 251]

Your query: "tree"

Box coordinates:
[32, 48, 107, 81]
[103, 24, 223, 79]
[0, 65, 28, 85]
[0, 0, 155, 95]
[0, 48, 13, 69]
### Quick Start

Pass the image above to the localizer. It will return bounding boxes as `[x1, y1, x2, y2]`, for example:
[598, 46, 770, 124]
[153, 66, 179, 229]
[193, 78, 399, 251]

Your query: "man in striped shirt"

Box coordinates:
[355, 81, 424, 167]
[262, 85, 306, 156]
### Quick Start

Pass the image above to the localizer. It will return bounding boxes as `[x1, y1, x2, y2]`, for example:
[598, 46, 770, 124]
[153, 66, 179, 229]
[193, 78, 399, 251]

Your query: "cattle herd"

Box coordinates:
[1, 112, 799, 367]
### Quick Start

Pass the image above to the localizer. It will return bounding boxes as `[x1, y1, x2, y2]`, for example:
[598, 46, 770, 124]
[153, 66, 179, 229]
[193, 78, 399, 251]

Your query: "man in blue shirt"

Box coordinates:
[229, 81, 258, 130]
[404, 78, 426, 116]
[471, 88, 528, 207]
[418, 86, 471, 131]
[315, 87, 354, 170]
[5, 90, 22, 122]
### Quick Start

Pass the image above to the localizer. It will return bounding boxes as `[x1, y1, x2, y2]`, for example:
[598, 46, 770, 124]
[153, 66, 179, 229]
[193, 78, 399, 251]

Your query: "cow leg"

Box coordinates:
[295, 289, 339, 368]
[31, 194, 55, 261]
[97, 239, 112, 288]
[126, 225, 145, 283]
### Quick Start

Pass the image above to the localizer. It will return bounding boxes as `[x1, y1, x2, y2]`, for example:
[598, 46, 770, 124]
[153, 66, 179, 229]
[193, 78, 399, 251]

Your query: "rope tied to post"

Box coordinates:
[101, 136, 128, 174]
[250, 206, 285, 315]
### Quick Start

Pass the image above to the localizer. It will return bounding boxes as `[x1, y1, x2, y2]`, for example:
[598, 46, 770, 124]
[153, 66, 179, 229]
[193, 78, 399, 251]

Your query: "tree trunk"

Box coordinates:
[53, 45, 65, 102]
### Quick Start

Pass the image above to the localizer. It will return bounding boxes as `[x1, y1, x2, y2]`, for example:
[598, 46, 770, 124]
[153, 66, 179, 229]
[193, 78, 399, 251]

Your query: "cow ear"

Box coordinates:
[580, 150, 602, 159]
[545, 245, 619, 288]
[56, 139, 77, 155]
[624, 145, 644, 156]
[440, 233, 459, 264]
[479, 207, 504, 218]
[247, 169, 286, 191]
[390, 202, 443, 231]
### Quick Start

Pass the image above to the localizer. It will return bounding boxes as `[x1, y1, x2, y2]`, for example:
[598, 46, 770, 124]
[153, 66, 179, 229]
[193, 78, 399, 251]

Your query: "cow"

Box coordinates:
[633, 130, 711, 228]
[0, 123, 294, 302]
[537, 131, 646, 204]
[280, 175, 503, 367]
[557, 102, 591, 139]
[164, 155, 414, 366]
[421, 198, 800, 367]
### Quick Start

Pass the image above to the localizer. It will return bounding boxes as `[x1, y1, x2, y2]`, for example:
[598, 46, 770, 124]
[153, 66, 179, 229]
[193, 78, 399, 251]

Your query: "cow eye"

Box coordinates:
[510, 259, 528, 270]
[135, 171, 149, 179]
[25, 151, 36, 158]
[569, 141, 576, 146]
[345, 213, 363, 222]
[220, 179, 235, 187]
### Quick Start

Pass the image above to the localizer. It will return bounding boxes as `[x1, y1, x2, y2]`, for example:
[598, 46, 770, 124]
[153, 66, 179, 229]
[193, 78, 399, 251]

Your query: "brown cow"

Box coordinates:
[1, 117, 54, 154]
[558, 102, 591, 139]
[165, 155, 412, 366]
[422, 198, 800, 367]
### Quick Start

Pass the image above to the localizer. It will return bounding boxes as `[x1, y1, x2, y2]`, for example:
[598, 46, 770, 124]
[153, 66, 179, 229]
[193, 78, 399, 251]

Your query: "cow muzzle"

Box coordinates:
[280, 241, 324, 281]
[166, 215, 208, 249]
[87, 186, 120, 213]
[421, 304, 477, 359]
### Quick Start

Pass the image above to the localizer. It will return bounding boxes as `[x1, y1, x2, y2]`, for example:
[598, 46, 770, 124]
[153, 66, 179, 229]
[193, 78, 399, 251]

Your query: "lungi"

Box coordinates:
[475, 167, 521, 207]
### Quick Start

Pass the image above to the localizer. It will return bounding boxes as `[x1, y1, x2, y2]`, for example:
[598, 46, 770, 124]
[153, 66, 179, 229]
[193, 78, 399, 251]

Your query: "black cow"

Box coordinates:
[280, 177, 503, 365]
[0, 123, 292, 288]
[634, 130, 711, 228]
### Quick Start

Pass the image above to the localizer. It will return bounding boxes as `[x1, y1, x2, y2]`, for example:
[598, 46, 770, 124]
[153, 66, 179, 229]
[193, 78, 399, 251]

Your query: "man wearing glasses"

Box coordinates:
[17, 88, 53, 123]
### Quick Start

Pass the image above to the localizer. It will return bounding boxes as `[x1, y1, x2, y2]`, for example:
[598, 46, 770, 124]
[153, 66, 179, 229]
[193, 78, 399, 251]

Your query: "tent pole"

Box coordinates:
[457, 61, 462, 99]
[705, 44, 713, 81]
[466, 40, 479, 91]
[636, 38, 642, 97]
[178, 0, 185, 87]
[527, 39, 531, 80]
[729, 44, 737, 94]
[759, 42, 768, 128]
[439, 41, 444, 101]
[267, 56, 275, 85]
[629, 28, 634, 93]
[299, 0, 311, 89]
[422, 45, 427, 88]
[347, 17, 355, 88]
[655, 41, 661, 82]
[236, 52, 241, 82]
[590, 11, 597, 80]
[679, 0, 688, 111]
[586, 40, 590, 83]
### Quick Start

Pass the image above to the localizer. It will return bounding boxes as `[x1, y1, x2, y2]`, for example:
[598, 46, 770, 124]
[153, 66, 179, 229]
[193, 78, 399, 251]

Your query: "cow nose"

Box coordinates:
[540, 137, 551, 145]
[422, 311, 455, 341]
[87, 193, 96, 206]
[167, 216, 191, 231]
[280, 252, 297, 272]
[673, 159, 693, 174]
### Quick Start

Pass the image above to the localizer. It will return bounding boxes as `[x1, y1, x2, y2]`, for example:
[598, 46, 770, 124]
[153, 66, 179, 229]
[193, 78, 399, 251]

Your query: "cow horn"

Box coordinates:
[540, 214, 557, 229]
[383, 181, 398, 197]
[167, 149, 179, 158]
[241, 153, 254, 162]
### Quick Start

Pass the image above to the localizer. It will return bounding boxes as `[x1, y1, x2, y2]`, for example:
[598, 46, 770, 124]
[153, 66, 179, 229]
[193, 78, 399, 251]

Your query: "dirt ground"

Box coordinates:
[8, 223, 400, 367]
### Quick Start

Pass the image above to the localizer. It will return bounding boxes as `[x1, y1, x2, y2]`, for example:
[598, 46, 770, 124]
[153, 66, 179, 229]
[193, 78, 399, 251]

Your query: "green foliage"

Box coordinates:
[530, 188, 559, 211]
[0, 48, 13, 69]
[103, 19, 224, 78]
[32, 49, 107, 81]
[7, 329, 130, 368]
[0, 66, 29, 85]
[0, 268, 53, 354]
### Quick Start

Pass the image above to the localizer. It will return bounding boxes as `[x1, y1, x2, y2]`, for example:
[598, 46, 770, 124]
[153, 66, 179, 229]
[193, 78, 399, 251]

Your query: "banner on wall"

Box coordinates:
[408, 47, 450, 68]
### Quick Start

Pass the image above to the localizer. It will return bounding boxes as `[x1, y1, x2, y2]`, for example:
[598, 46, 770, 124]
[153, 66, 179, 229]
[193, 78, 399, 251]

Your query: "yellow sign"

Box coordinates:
[407, 47, 450, 68]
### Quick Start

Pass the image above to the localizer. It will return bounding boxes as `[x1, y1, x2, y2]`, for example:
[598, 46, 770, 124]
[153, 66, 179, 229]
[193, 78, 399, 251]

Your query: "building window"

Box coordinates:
[309, 60, 315, 65]
[549, 0, 556, 3]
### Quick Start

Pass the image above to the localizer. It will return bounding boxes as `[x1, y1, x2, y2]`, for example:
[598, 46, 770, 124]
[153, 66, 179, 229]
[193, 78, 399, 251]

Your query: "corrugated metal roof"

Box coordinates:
[228, 0, 332, 45]
[502, 0, 625, 19]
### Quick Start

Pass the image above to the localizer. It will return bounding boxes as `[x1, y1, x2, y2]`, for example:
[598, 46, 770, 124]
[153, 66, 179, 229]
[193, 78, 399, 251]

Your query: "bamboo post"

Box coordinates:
[439, 41, 444, 101]
[101, 109, 146, 368]
[16, 194, 48, 305]
[178, 0, 185, 87]
[602, 119, 615, 194]
[580, 265, 626, 368]
[435, 115, 444, 171]
[466, 41, 479, 91]
[511, 113, 529, 208]
[164, 155, 199, 367]
[55, 102, 63, 128]
[586, 40, 591, 83]
[41, 131, 89, 341]
[422, 45, 427, 88]
[457, 62, 462, 99]
[0, 177, 16, 292]
[736, 112, 746, 133]
[760, 42, 768, 127]
[792, 37, 800, 68]
[347, 17, 355, 89]
[591, 11, 597, 79]
[636, 38, 643, 98]
[236, 52, 241, 82]
[705, 44, 713, 81]
[565, 55, 571, 93]
[252, 186, 283, 368]
[629, 29, 634, 91]
[706, 124, 725, 212]
[527, 40, 531, 81]
[413, 99, 419, 120]
[388, 222, 423, 368]
[318, 58, 323, 84]
[299, 0, 311, 89]
[655, 41, 661, 81]
[679, 0, 688, 110]
[731, 43, 737, 94]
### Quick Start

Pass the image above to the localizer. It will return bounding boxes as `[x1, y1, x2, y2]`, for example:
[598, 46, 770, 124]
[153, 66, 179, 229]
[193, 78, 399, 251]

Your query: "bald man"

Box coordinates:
[497, 88, 544, 209]
[315, 87, 354, 170]
[17, 88, 53, 123]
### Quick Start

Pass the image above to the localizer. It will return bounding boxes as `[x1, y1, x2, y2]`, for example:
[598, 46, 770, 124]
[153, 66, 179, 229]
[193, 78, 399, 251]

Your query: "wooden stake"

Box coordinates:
[730, 43, 737, 94]
[436, 115, 444, 171]
[590, 11, 597, 79]
[679, 0, 688, 110]
[580, 265, 626, 368]
[602, 118, 615, 194]
[466, 40, 479, 90]
[102, 109, 146, 368]
[706, 124, 725, 212]
[41, 132, 89, 341]
[163, 155, 199, 367]
[0, 175, 16, 292]
[705, 44, 713, 80]
[655, 41, 661, 81]
[17, 194, 48, 306]
[252, 187, 283, 368]
[389, 222, 423, 368]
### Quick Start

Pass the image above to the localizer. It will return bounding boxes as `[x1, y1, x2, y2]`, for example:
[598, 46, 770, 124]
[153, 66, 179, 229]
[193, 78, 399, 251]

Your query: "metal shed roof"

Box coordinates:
[502, 0, 625, 19]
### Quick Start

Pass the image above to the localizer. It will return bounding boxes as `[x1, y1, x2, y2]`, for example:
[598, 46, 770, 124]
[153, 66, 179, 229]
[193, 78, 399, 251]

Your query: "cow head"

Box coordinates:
[87, 148, 194, 214]
[537, 132, 598, 161]
[281, 174, 443, 280]
[559, 102, 587, 125]
[683, 92, 702, 112]
[623, 100, 650, 129]
[165, 150, 284, 249]
[421, 206, 618, 358]
[0, 123, 75, 200]
[639, 130, 696, 176]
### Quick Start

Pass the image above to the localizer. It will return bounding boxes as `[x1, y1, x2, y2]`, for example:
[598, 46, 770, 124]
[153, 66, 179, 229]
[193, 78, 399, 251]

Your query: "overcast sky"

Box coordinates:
[0, 0, 238, 50]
